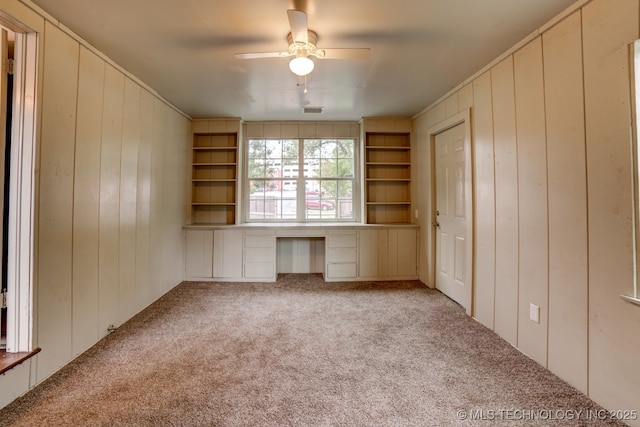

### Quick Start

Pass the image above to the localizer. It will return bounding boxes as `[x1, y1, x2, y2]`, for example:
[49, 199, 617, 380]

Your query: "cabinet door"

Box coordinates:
[184, 230, 213, 278]
[358, 229, 379, 277]
[358, 228, 417, 279]
[384, 228, 416, 278]
[377, 229, 391, 276]
[396, 228, 417, 277]
[213, 229, 243, 278]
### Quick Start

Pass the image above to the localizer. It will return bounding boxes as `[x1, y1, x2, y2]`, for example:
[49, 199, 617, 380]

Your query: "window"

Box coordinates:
[246, 138, 356, 221]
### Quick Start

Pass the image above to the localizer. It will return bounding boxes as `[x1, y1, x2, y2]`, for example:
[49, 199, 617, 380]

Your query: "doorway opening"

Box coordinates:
[0, 26, 14, 351]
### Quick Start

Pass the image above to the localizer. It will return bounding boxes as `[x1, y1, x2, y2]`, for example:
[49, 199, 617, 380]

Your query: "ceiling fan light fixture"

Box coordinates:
[289, 55, 314, 76]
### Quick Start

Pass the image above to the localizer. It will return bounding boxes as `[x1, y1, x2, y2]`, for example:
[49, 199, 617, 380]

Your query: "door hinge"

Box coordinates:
[1, 290, 6, 309]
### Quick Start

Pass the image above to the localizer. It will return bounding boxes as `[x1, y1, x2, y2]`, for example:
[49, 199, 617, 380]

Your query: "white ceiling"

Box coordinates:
[30, 0, 577, 121]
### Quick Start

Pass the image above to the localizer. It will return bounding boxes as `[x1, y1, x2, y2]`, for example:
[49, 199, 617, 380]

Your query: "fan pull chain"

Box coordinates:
[295, 76, 309, 94]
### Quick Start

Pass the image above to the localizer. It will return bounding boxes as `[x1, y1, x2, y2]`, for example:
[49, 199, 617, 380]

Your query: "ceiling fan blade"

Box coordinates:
[234, 51, 291, 59]
[315, 48, 371, 60]
[287, 9, 308, 44]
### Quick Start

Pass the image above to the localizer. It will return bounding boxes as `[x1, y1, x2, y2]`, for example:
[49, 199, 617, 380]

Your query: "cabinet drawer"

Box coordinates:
[326, 234, 357, 248]
[327, 263, 357, 278]
[245, 247, 274, 263]
[327, 247, 357, 263]
[244, 262, 274, 278]
[245, 233, 275, 248]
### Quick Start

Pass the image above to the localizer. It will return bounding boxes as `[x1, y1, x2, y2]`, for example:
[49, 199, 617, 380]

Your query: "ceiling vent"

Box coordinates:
[303, 107, 323, 114]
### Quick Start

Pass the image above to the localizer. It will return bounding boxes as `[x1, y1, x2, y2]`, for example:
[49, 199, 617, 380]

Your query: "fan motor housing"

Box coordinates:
[288, 30, 318, 56]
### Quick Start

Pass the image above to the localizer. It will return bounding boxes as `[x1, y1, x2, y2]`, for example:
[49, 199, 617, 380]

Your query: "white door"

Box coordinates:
[435, 123, 468, 308]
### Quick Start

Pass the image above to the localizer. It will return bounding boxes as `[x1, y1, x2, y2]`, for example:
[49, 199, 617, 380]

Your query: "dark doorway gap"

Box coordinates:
[0, 70, 13, 351]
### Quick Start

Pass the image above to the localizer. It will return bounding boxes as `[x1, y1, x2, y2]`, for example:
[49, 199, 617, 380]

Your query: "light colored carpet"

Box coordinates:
[0, 274, 623, 426]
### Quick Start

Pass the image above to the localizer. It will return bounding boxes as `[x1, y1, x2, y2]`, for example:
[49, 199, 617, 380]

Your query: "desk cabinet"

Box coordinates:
[184, 225, 418, 282]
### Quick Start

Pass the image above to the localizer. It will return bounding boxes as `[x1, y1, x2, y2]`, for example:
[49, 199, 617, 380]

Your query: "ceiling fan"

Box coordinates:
[234, 9, 371, 77]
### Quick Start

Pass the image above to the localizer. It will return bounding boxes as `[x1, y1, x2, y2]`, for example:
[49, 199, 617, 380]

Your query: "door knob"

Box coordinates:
[433, 221, 440, 228]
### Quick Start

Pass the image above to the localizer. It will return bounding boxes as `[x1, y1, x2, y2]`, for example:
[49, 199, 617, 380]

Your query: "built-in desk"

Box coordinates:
[183, 223, 419, 282]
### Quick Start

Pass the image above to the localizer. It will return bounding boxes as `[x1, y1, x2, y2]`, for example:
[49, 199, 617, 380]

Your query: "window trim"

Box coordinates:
[243, 137, 360, 223]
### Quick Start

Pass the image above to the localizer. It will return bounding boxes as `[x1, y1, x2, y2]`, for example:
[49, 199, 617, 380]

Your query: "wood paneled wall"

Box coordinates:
[0, 1, 190, 407]
[38, 21, 190, 381]
[414, 0, 640, 420]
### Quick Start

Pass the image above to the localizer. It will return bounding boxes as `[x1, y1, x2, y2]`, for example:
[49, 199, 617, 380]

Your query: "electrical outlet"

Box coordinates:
[414, 209, 419, 219]
[529, 303, 540, 323]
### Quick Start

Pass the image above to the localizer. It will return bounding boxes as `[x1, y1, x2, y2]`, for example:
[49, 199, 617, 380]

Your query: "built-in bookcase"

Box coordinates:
[363, 121, 411, 224]
[191, 132, 237, 224]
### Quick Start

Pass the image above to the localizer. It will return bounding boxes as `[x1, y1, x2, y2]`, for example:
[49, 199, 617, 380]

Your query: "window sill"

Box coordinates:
[0, 348, 40, 375]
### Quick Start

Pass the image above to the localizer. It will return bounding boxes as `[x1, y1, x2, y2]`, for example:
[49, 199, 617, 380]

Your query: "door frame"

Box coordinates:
[428, 109, 474, 315]
[0, 12, 38, 353]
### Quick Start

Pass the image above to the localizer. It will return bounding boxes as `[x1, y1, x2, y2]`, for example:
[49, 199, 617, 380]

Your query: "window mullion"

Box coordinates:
[297, 138, 305, 221]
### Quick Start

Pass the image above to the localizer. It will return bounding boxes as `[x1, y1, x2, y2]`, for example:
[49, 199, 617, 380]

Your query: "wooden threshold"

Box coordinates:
[0, 348, 40, 375]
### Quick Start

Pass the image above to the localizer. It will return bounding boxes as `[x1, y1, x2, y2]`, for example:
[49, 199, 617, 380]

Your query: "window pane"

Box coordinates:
[277, 183, 297, 220]
[283, 158, 298, 179]
[304, 139, 321, 159]
[248, 140, 266, 159]
[248, 140, 266, 178]
[248, 160, 265, 178]
[320, 141, 338, 178]
[305, 179, 354, 220]
[337, 180, 354, 219]
[303, 139, 354, 178]
[250, 180, 266, 193]
[305, 179, 322, 196]
[305, 180, 336, 220]
[248, 180, 267, 220]
[337, 139, 354, 177]
[248, 179, 298, 220]
[283, 140, 298, 160]
[266, 139, 282, 159]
